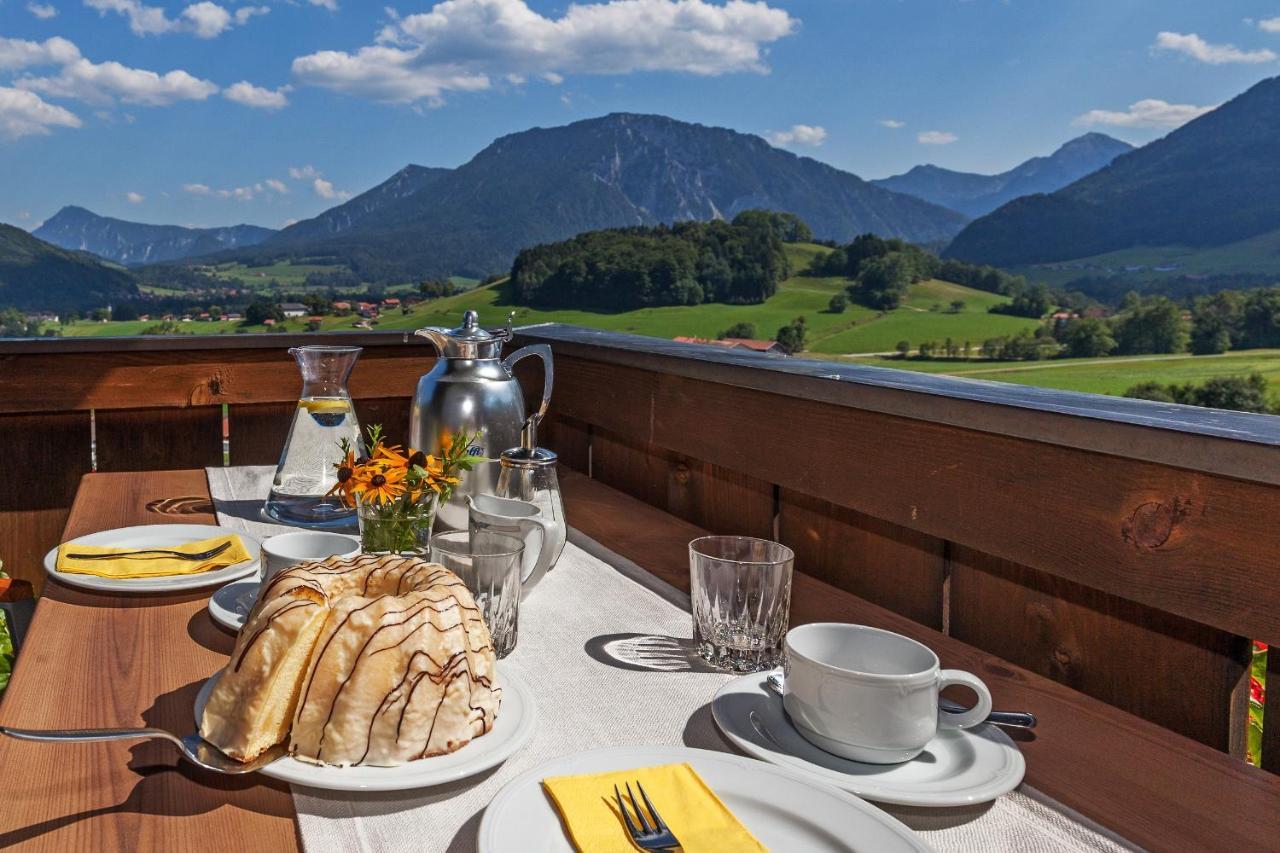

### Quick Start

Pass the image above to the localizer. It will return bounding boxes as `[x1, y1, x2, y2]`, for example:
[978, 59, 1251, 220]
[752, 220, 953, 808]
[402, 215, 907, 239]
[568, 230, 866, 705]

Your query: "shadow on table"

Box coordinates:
[584, 633, 723, 673]
[188, 606, 237, 652]
[0, 679, 294, 848]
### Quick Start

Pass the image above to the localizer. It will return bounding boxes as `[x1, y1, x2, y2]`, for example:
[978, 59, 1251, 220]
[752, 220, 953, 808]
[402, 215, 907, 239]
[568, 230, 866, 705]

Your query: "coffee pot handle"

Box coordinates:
[501, 344, 554, 426]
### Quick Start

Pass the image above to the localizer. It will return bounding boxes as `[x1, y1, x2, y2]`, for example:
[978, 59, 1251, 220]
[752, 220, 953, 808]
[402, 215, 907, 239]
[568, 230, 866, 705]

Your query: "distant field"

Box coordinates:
[1011, 227, 1280, 288]
[844, 350, 1280, 399]
[53, 244, 1041, 350]
[201, 261, 347, 288]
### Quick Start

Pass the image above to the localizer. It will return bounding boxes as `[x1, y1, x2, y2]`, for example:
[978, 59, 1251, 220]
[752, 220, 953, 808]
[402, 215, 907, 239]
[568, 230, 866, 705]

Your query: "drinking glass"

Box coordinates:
[689, 536, 794, 672]
[429, 530, 524, 658]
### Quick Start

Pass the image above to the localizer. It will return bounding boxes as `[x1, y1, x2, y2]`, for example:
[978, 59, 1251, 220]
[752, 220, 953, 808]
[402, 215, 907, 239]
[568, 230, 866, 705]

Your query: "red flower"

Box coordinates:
[1250, 676, 1264, 706]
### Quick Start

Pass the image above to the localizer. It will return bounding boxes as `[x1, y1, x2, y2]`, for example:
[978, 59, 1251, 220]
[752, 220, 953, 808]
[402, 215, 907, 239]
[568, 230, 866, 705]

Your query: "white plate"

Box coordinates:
[44, 524, 261, 594]
[208, 579, 259, 631]
[194, 668, 537, 791]
[712, 671, 1025, 807]
[479, 744, 933, 853]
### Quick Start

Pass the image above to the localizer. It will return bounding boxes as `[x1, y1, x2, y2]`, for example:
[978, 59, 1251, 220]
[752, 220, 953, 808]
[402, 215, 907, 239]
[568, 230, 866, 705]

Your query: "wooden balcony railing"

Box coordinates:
[2, 325, 1278, 780]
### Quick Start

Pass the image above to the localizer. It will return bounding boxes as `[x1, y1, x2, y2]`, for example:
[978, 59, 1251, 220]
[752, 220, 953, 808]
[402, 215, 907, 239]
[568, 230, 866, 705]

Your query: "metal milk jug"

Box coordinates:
[410, 310, 552, 531]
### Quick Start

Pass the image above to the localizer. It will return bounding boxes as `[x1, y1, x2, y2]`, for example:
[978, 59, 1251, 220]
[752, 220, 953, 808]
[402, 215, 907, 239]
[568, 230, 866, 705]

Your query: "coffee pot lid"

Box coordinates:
[500, 414, 558, 469]
[414, 310, 512, 359]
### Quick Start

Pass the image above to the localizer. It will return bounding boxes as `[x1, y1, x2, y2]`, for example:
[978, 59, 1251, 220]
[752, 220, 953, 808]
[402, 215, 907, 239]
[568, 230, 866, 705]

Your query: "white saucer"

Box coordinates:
[712, 670, 1025, 807]
[45, 524, 261, 594]
[479, 745, 934, 853]
[194, 668, 537, 791]
[208, 579, 259, 631]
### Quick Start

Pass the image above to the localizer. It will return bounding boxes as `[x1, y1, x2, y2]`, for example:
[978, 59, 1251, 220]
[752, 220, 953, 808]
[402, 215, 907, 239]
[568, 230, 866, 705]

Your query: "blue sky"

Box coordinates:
[2, 0, 1279, 230]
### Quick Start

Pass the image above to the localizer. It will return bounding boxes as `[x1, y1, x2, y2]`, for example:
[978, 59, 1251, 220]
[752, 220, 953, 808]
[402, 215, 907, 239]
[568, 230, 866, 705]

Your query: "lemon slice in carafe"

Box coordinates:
[298, 398, 350, 414]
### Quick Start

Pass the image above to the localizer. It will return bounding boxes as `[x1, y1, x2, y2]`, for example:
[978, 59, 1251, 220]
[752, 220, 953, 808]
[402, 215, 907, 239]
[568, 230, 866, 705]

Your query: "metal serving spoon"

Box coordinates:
[765, 672, 1037, 729]
[0, 724, 285, 774]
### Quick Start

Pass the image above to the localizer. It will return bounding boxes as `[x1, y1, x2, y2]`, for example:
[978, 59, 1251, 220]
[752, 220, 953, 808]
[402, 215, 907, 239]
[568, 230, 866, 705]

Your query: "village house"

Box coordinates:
[280, 302, 308, 319]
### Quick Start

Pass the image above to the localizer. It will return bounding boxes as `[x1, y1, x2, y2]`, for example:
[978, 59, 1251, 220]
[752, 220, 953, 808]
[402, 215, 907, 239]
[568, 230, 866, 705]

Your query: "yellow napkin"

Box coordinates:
[542, 762, 766, 853]
[55, 534, 251, 579]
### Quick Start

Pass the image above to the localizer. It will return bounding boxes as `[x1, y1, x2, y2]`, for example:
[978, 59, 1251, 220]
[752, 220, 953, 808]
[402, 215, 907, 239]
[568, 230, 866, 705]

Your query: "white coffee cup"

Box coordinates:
[782, 623, 993, 764]
[260, 531, 359, 586]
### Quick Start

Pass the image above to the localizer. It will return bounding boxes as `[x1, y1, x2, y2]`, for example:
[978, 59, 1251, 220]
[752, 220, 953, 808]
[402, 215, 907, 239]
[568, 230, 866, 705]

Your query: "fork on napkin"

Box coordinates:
[542, 761, 765, 852]
[55, 534, 251, 579]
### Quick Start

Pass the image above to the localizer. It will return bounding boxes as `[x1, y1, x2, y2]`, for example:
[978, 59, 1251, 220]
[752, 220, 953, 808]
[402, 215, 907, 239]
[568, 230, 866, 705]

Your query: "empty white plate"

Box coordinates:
[208, 578, 259, 631]
[712, 670, 1025, 807]
[194, 668, 537, 791]
[44, 524, 260, 594]
[479, 745, 934, 852]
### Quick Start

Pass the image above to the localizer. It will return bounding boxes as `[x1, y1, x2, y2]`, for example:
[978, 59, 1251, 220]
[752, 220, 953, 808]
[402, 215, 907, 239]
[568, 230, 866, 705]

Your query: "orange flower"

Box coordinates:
[373, 442, 409, 469]
[326, 449, 363, 507]
[360, 466, 407, 506]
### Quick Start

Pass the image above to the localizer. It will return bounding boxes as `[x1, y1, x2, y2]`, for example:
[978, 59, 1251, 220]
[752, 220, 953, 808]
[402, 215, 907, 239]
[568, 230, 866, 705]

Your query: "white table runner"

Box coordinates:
[207, 466, 1135, 853]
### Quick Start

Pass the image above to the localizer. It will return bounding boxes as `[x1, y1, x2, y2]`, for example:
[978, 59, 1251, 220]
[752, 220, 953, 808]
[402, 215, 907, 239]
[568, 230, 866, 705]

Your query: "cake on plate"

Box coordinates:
[199, 553, 501, 766]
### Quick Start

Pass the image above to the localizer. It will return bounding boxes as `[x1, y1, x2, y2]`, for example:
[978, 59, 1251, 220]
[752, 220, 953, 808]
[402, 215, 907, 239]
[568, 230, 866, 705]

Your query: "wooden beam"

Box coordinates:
[550, 354, 1280, 644]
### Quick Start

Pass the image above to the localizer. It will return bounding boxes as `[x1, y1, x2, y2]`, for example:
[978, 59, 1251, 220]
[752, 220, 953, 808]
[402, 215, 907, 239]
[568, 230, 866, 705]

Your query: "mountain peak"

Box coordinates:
[872, 133, 1135, 218]
[34, 206, 275, 266]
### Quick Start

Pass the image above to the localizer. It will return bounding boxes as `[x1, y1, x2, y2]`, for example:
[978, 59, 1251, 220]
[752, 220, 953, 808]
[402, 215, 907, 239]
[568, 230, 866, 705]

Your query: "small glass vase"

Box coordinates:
[356, 494, 437, 556]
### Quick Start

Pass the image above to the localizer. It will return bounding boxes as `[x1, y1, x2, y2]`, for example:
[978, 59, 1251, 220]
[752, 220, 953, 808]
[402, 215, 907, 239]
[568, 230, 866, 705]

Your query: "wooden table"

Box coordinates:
[1, 469, 1278, 852]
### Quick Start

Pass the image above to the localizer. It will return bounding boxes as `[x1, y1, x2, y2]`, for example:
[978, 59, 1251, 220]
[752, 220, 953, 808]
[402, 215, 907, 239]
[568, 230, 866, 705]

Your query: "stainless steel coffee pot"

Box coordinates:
[410, 310, 552, 530]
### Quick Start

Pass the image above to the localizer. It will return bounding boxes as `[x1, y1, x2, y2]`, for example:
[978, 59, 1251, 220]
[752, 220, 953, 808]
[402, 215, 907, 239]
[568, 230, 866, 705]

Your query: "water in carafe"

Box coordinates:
[265, 346, 364, 528]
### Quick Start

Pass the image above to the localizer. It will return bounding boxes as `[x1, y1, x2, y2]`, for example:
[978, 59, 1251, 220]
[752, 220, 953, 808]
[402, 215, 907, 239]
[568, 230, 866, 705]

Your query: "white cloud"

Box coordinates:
[1073, 97, 1216, 129]
[1153, 31, 1276, 65]
[234, 5, 269, 25]
[183, 182, 211, 194]
[27, 3, 59, 18]
[126, 191, 144, 203]
[312, 177, 351, 200]
[879, 118, 905, 129]
[265, 178, 287, 193]
[292, 0, 797, 104]
[217, 185, 256, 201]
[17, 56, 218, 106]
[309, 0, 337, 8]
[0, 85, 81, 139]
[1259, 17, 1280, 33]
[84, 0, 268, 38]
[289, 164, 319, 179]
[223, 81, 291, 109]
[765, 123, 826, 147]
[917, 130, 957, 145]
[0, 36, 80, 70]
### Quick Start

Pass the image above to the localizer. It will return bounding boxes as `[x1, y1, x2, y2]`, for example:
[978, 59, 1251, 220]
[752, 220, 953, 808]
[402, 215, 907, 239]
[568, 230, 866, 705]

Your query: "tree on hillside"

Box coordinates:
[731, 210, 813, 244]
[895, 340, 910, 358]
[244, 299, 284, 326]
[1240, 289, 1280, 350]
[1190, 291, 1243, 354]
[0, 308, 38, 337]
[1058, 317, 1116, 358]
[989, 283, 1051, 318]
[1112, 296, 1188, 355]
[827, 293, 847, 313]
[718, 322, 756, 340]
[851, 254, 913, 310]
[774, 316, 808, 354]
[1125, 373, 1270, 413]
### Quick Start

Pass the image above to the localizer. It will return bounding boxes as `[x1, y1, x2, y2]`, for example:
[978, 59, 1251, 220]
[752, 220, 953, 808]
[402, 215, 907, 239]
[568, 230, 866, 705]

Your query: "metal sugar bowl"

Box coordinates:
[410, 310, 553, 530]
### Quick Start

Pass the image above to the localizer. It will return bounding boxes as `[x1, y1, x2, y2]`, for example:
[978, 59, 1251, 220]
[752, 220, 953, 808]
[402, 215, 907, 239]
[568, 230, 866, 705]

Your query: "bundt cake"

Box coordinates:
[199, 553, 501, 767]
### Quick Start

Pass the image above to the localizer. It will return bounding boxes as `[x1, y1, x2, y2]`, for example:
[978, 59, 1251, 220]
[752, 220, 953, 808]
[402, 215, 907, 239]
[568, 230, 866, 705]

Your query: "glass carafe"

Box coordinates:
[265, 346, 364, 528]
[493, 418, 566, 570]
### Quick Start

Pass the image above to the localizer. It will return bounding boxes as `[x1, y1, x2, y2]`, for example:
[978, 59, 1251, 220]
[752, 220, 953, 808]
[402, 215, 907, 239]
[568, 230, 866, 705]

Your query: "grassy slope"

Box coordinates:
[1008, 226, 1280, 288]
[847, 350, 1280, 398]
[56, 244, 1040, 350]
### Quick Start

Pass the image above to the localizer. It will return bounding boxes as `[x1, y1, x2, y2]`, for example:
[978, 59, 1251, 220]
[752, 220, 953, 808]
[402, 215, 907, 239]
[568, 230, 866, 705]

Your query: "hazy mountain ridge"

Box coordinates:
[34, 206, 275, 266]
[945, 76, 1280, 266]
[873, 133, 1133, 218]
[0, 224, 138, 312]
[236, 113, 968, 281]
[269, 165, 453, 245]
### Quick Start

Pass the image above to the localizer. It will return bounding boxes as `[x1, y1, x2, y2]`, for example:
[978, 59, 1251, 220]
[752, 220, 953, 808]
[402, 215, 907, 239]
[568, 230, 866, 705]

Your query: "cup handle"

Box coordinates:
[937, 670, 993, 729]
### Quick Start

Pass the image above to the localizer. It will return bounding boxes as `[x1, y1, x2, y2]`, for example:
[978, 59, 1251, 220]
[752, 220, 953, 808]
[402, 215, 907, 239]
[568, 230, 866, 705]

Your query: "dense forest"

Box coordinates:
[508, 211, 800, 310]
